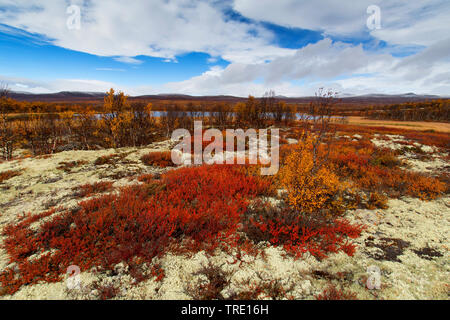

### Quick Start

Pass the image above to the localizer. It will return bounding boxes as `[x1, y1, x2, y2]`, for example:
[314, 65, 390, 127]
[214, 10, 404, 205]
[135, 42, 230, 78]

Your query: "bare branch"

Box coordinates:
[0, 82, 10, 100]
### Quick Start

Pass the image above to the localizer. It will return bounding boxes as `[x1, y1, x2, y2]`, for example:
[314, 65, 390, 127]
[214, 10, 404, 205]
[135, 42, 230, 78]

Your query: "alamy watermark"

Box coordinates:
[66, 265, 81, 290]
[67, 4, 81, 30]
[367, 5, 381, 30]
[366, 265, 381, 290]
[171, 121, 280, 176]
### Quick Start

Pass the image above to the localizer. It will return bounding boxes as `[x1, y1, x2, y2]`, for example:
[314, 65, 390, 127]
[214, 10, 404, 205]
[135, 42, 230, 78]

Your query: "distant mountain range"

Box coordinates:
[8, 91, 445, 105]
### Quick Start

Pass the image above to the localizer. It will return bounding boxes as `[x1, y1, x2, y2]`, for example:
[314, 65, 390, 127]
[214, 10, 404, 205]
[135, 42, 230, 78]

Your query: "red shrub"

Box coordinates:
[137, 173, 154, 184]
[141, 151, 174, 167]
[73, 181, 114, 198]
[242, 204, 364, 260]
[315, 284, 358, 300]
[328, 138, 446, 200]
[0, 165, 272, 294]
[0, 163, 366, 295]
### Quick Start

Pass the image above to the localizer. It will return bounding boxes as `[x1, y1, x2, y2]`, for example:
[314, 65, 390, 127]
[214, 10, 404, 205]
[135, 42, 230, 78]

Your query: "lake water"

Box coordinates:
[82, 112, 343, 120]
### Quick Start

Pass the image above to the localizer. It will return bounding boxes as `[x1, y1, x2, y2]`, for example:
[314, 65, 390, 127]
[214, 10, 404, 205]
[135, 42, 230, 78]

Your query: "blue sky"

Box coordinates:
[0, 28, 228, 86]
[0, 1, 449, 96]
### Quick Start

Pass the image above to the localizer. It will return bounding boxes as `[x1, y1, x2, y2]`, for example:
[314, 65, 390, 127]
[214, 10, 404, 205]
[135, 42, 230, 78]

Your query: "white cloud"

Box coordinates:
[0, 75, 118, 94]
[233, 0, 370, 36]
[332, 67, 450, 96]
[113, 57, 143, 65]
[392, 38, 450, 80]
[0, 0, 449, 96]
[14, 83, 29, 89]
[0, 0, 294, 64]
[54, 79, 119, 92]
[233, 0, 450, 46]
[159, 39, 396, 95]
[371, 1, 450, 46]
[151, 36, 449, 96]
[262, 39, 394, 83]
[1, 34, 448, 97]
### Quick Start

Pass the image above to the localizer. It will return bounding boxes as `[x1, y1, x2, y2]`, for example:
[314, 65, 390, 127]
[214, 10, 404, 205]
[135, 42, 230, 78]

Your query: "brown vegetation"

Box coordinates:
[315, 284, 358, 300]
[72, 181, 114, 198]
[0, 88, 299, 160]
[365, 99, 450, 122]
[0, 170, 21, 184]
[141, 151, 174, 168]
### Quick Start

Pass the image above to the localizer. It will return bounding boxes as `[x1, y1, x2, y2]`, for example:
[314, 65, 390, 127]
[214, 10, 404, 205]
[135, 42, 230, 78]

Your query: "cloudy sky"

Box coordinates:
[0, 0, 449, 96]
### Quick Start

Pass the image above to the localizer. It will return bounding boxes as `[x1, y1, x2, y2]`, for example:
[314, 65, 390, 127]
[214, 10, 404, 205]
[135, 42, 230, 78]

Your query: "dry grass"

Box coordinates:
[57, 160, 88, 173]
[347, 117, 450, 133]
[94, 153, 127, 166]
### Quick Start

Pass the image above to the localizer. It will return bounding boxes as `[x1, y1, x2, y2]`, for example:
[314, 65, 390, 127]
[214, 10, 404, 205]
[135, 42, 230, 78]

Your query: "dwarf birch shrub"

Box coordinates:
[280, 136, 341, 215]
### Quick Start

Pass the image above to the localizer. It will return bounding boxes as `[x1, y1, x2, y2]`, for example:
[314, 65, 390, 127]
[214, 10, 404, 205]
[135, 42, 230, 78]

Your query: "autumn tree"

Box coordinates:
[177, 104, 193, 132]
[279, 89, 343, 216]
[160, 104, 181, 137]
[72, 106, 98, 150]
[129, 101, 156, 146]
[100, 88, 131, 147]
[366, 99, 450, 122]
[209, 102, 231, 129]
[186, 102, 202, 121]
[259, 90, 276, 125]
[19, 111, 64, 156]
[0, 83, 15, 160]
[234, 102, 247, 127]
[302, 88, 338, 169]
[281, 102, 296, 126]
[270, 100, 295, 126]
[234, 95, 266, 128]
[247, 95, 260, 126]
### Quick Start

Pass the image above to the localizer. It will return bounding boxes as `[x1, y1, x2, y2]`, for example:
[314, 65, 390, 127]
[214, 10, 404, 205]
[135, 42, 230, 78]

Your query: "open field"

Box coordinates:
[0, 119, 448, 300]
[347, 117, 450, 133]
[1, 89, 449, 301]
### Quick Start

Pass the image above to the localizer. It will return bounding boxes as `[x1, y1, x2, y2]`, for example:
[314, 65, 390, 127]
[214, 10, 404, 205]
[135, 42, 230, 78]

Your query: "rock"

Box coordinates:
[44, 176, 62, 184]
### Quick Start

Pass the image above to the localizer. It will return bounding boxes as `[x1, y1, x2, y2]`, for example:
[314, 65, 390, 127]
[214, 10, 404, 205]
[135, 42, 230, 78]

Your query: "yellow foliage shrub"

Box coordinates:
[280, 137, 341, 215]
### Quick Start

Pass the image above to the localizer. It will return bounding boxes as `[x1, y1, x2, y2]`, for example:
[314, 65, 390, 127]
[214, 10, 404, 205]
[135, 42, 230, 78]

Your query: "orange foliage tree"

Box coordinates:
[101, 88, 130, 148]
[0, 84, 19, 160]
